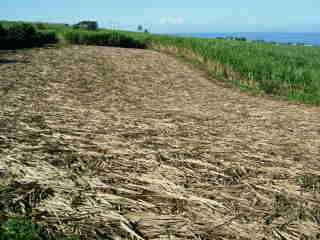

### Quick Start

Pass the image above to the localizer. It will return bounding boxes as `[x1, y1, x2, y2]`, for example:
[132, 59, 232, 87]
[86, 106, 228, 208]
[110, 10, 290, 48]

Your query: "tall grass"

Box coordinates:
[63, 30, 148, 49]
[149, 35, 320, 105]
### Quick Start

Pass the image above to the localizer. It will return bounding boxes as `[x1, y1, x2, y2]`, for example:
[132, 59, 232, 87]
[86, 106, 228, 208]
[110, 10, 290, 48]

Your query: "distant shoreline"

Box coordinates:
[170, 32, 320, 46]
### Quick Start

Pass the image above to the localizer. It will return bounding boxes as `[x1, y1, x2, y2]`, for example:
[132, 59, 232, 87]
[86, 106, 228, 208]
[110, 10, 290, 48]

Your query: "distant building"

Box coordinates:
[73, 21, 98, 31]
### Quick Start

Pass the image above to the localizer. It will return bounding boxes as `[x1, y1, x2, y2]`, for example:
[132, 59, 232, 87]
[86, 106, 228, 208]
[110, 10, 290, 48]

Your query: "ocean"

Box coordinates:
[173, 32, 320, 46]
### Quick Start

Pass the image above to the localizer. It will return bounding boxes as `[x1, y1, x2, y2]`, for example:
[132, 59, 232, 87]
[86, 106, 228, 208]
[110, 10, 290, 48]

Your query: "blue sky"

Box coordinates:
[1, 0, 320, 33]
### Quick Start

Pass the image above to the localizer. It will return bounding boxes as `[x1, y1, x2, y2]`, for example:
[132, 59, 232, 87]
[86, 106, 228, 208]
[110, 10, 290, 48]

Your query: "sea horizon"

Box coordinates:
[170, 32, 320, 46]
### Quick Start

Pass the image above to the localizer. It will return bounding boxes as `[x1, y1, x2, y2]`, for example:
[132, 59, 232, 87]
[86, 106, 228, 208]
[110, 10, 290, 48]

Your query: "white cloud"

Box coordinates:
[160, 16, 185, 25]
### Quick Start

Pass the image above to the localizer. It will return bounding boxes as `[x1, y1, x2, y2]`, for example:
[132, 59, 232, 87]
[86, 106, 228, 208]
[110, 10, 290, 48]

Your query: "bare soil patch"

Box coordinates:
[1, 46, 320, 239]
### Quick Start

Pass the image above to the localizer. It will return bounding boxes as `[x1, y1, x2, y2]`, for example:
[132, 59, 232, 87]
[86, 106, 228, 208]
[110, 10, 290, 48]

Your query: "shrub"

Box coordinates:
[137, 25, 143, 31]
[235, 37, 247, 42]
[5, 23, 37, 48]
[36, 30, 58, 45]
[0, 23, 58, 49]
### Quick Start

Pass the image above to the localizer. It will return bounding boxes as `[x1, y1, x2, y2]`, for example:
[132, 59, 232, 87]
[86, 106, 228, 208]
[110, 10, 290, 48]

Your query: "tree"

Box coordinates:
[74, 21, 98, 31]
[144, 29, 149, 34]
[0, 23, 6, 37]
[0, 24, 7, 46]
[137, 25, 143, 32]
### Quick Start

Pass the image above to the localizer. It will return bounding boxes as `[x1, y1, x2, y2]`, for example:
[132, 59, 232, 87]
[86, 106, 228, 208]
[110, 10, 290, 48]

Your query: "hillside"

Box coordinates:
[1, 45, 320, 239]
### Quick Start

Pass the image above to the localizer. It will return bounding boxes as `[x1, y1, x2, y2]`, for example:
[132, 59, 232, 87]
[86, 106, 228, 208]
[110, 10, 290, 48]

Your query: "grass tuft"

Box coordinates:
[0, 218, 43, 240]
[0, 218, 80, 240]
[296, 174, 320, 193]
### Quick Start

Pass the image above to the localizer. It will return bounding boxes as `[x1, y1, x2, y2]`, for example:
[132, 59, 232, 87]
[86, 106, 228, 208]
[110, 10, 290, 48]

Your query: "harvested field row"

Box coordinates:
[1, 46, 320, 239]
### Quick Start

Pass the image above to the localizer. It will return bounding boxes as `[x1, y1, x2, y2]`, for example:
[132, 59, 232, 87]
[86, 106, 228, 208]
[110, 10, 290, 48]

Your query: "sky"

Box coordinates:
[1, 0, 320, 33]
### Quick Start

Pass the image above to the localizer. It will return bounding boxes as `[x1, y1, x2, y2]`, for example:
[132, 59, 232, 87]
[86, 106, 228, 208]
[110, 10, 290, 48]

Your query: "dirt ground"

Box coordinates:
[1, 46, 320, 239]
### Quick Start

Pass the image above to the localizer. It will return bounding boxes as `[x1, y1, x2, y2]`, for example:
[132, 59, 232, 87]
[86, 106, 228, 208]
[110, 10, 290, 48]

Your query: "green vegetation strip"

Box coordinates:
[148, 35, 320, 105]
[63, 30, 148, 49]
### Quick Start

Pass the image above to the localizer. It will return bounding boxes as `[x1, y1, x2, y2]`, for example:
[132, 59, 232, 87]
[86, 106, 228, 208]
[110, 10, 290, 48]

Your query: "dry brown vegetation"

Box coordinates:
[1, 46, 320, 239]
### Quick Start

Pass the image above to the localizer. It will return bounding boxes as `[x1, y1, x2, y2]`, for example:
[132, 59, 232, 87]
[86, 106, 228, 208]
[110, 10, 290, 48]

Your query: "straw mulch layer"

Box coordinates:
[1, 46, 320, 239]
